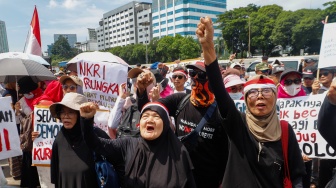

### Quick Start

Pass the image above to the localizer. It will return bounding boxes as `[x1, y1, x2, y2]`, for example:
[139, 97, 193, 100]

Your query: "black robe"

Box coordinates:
[50, 121, 109, 188]
[81, 104, 196, 188]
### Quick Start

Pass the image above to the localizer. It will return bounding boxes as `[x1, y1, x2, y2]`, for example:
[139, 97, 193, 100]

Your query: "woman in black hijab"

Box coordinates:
[80, 101, 196, 187]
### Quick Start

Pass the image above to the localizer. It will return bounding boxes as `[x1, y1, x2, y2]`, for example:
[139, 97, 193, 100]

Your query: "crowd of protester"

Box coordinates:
[1, 16, 336, 188]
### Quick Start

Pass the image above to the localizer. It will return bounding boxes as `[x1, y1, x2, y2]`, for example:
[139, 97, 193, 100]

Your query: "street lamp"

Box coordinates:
[140, 21, 150, 64]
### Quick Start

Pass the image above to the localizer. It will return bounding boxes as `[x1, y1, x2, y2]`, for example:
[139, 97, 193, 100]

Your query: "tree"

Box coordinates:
[322, 1, 336, 23]
[51, 36, 74, 59]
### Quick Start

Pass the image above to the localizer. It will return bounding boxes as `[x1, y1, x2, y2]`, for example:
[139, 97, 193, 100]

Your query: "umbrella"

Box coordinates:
[0, 52, 50, 66]
[0, 58, 56, 83]
[67, 51, 128, 72]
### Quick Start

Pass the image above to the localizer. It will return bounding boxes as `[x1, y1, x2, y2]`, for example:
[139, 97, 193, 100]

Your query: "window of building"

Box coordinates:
[130, 37, 134, 40]
[144, 15, 148, 17]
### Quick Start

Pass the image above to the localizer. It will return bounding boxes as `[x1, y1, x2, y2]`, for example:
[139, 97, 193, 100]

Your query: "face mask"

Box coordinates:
[229, 92, 243, 100]
[24, 92, 34, 99]
[283, 84, 301, 96]
[190, 78, 215, 107]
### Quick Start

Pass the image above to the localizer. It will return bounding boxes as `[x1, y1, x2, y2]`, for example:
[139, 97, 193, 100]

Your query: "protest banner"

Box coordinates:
[32, 105, 62, 166]
[318, 22, 336, 69]
[77, 60, 128, 109]
[0, 97, 22, 160]
[234, 93, 335, 159]
[94, 109, 110, 133]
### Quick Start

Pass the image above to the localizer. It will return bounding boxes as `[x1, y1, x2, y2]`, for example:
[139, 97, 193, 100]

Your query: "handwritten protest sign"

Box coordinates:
[32, 105, 62, 166]
[0, 97, 22, 160]
[318, 22, 336, 69]
[94, 109, 110, 133]
[234, 93, 335, 159]
[77, 60, 128, 109]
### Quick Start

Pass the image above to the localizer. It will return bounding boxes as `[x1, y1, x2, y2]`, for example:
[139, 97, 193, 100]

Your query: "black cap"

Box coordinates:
[302, 65, 317, 78]
[271, 65, 285, 75]
[280, 69, 302, 81]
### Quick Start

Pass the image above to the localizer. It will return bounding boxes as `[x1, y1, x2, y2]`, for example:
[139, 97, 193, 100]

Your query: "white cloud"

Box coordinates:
[62, 0, 83, 9]
[48, 0, 58, 8]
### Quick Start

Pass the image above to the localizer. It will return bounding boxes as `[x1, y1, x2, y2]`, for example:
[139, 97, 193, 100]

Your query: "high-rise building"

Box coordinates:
[152, 0, 226, 39]
[0, 20, 9, 53]
[96, 1, 152, 50]
[54, 34, 77, 47]
[88, 28, 97, 40]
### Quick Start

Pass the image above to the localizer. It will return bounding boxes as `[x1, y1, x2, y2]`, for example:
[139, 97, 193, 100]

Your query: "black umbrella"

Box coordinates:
[0, 58, 56, 83]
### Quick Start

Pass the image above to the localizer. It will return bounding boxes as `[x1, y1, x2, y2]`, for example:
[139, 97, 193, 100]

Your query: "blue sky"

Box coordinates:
[0, 0, 331, 53]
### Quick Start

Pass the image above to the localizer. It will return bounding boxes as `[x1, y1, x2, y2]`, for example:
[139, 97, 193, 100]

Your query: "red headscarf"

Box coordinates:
[32, 80, 63, 106]
[277, 73, 306, 98]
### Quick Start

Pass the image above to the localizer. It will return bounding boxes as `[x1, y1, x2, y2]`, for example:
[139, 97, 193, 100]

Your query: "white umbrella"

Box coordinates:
[0, 52, 50, 66]
[67, 51, 128, 71]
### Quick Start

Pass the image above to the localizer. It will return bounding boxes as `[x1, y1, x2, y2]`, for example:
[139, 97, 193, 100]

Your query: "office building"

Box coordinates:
[75, 28, 98, 52]
[97, 1, 152, 50]
[0, 20, 9, 53]
[152, 0, 226, 39]
[54, 34, 77, 47]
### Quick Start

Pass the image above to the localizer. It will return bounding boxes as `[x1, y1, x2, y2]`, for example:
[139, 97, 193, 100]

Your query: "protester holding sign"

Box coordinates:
[49, 93, 112, 188]
[80, 101, 196, 187]
[197, 16, 305, 187]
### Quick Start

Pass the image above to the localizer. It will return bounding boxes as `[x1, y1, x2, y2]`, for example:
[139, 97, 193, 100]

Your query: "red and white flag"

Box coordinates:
[24, 6, 42, 56]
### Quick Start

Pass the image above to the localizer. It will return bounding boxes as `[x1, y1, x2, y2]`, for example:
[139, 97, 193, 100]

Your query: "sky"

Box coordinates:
[0, 0, 331, 53]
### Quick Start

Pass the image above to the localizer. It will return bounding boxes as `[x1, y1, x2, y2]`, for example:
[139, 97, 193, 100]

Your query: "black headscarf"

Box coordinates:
[125, 102, 194, 187]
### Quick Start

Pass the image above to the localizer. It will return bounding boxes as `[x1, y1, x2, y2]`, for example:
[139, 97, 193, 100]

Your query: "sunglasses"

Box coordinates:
[172, 75, 184, 79]
[303, 77, 313, 80]
[62, 84, 77, 91]
[284, 78, 301, 86]
[319, 72, 330, 77]
[189, 70, 207, 80]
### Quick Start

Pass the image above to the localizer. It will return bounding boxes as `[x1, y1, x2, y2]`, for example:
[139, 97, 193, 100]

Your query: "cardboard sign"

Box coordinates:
[0, 97, 22, 160]
[32, 105, 62, 166]
[234, 93, 335, 159]
[77, 60, 128, 109]
[318, 22, 336, 69]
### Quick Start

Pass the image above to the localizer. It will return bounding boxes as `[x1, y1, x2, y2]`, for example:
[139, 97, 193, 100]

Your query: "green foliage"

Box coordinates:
[51, 36, 76, 59]
[217, 2, 336, 57]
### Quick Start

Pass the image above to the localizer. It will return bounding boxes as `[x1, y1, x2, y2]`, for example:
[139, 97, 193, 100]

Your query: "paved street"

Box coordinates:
[0, 159, 20, 187]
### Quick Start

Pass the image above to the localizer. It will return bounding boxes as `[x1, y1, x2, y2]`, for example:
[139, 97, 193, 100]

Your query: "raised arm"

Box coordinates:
[318, 80, 336, 149]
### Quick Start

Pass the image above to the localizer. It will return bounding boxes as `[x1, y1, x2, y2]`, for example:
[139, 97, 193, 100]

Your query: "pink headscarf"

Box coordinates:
[277, 73, 306, 98]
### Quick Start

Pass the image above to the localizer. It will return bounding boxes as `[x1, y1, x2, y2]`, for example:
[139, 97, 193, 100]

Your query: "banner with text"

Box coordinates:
[32, 105, 62, 166]
[234, 93, 335, 159]
[94, 109, 110, 133]
[77, 60, 128, 109]
[318, 22, 336, 69]
[0, 97, 22, 160]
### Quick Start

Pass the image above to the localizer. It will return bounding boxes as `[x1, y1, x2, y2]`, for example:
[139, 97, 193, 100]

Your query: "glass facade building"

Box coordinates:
[54, 34, 77, 48]
[152, 0, 226, 39]
[0, 20, 9, 53]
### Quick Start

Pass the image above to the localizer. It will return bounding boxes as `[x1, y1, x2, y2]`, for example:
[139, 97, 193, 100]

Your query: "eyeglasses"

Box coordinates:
[172, 75, 184, 79]
[230, 85, 243, 93]
[247, 88, 273, 99]
[58, 111, 77, 118]
[284, 78, 301, 86]
[319, 72, 330, 77]
[62, 84, 77, 91]
[189, 70, 207, 80]
[303, 77, 313, 80]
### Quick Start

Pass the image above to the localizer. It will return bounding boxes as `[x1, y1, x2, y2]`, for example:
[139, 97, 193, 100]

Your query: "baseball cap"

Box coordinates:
[186, 61, 206, 72]
[255, 62, 270, 71]
[302, 65, 317, 79]
[280, 69, 302, 81]
[230, 62, 242, 69]
[59, 75, 83, 87]
[271, 65, 285, 75]
[223, 74, 245, 88]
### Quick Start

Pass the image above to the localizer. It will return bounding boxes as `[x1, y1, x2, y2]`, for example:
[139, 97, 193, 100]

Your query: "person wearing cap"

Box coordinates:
[277, 69, 306, 98]
[302, 65, 316, 95]
[255, 61, 271, 76]
[79, 101, 196, 187]
[136, 60, 229, 187]
[59, 75, 84, 95]
[312, 67, 335, 95]
[196, 16, 305, 187]
[223, 74, 245, 100]
[269, 65, 285, 87]
[171, 66, 191, 94]
[13, 76, 42, 188]
[49, 93, 111, 188]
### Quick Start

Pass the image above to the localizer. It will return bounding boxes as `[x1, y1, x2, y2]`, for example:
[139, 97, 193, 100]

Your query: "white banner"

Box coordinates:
[234, 93, 335, 159]
[32, 105, 62, 166]
[318, 22, 336, 69]
[0, 97, 22, 160]
[94, 110, 110, 133]
[77, 60, 128, 109]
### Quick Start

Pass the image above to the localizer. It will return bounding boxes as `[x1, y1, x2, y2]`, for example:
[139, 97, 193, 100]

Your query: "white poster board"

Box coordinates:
[234, 93, 335, 159]
[77, 60, 128, 109]
[0, 97, 22, 160]
[318, 22, 336, 69]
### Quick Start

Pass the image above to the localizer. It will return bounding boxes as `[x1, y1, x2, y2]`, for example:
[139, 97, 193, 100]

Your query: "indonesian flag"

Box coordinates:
[24, 6, 42, 56]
